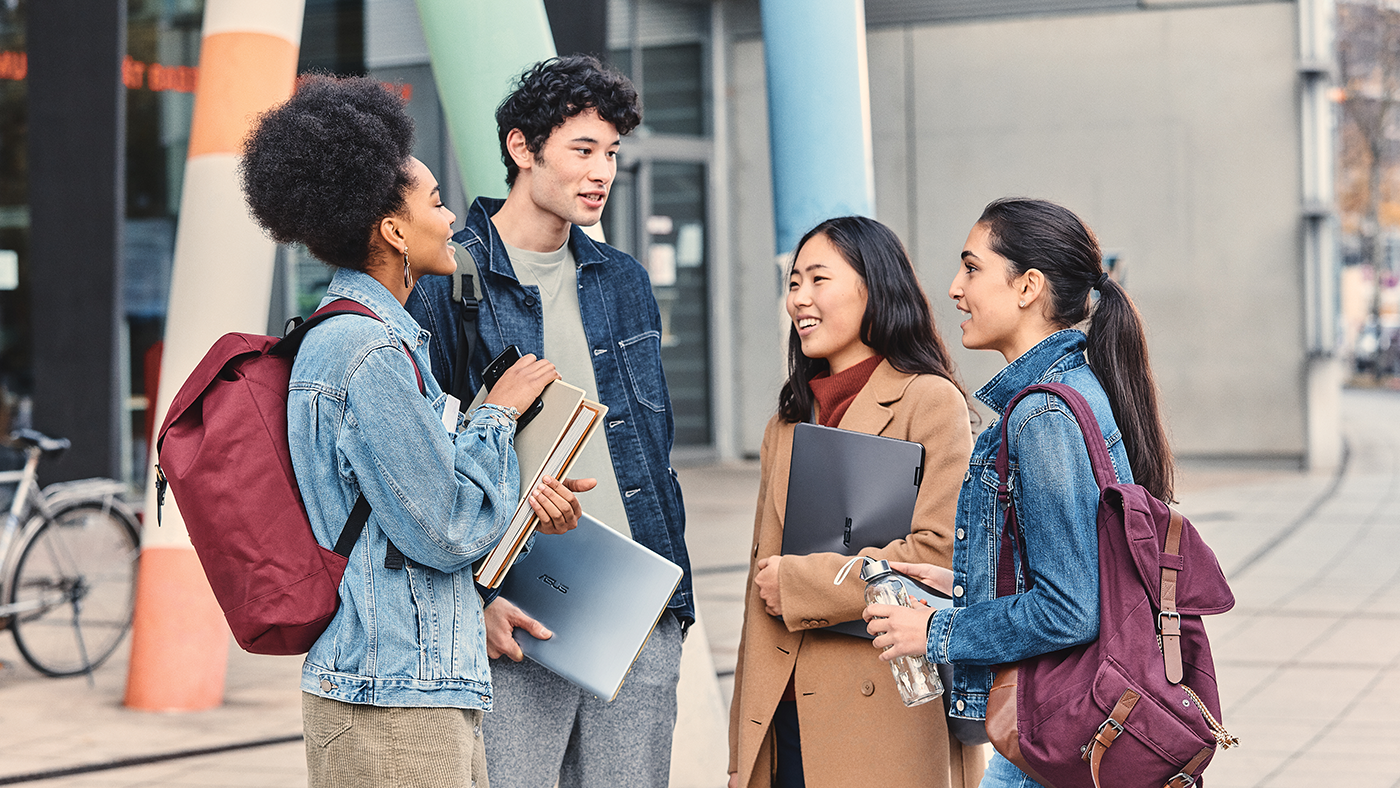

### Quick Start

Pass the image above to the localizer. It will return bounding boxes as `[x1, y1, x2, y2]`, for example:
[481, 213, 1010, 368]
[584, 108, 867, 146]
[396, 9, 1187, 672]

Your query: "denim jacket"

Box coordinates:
[926, 329, 1132, 722]
[406, 197, 694, 626]
[289, 268, 520, 710]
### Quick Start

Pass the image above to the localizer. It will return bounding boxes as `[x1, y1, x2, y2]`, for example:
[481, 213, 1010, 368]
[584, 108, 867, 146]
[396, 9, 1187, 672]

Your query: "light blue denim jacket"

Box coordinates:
[289, 268, 518, 710]
[927, 329, 1132, 722]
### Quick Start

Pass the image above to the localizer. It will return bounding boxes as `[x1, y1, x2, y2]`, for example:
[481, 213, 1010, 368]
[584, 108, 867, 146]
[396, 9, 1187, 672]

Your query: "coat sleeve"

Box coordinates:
[730, 417, 778, 775]
[778, 377, 972, 629]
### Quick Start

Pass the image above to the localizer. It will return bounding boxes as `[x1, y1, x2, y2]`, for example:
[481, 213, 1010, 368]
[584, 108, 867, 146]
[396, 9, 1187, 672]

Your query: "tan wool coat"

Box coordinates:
[727, 361, 984, 788]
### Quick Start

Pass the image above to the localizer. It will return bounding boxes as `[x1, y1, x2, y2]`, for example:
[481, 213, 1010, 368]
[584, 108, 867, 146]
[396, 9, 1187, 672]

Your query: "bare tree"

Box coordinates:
[1339, 1, 1400, 272]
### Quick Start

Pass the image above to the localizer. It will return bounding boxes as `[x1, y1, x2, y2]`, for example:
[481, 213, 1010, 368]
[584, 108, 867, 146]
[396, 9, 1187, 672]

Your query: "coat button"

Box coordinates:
[524, 296, 537, 307]
[956, 528, 966, 539]
[956, 699, 966, 711]
[953, 585, 964, 598]
[319, 678, 335, 692]
[861, 680, 875, 696]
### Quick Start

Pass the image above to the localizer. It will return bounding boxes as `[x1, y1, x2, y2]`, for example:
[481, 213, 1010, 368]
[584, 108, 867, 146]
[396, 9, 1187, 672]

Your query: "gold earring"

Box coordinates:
[402, 250, 411, 288]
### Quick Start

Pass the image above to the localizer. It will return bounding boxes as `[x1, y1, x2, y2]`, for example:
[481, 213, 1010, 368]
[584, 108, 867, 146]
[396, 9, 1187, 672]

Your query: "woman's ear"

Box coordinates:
[377, 215, 406, 256]
[505, 128, 534, 174]
[1019, 268, 1047, 309]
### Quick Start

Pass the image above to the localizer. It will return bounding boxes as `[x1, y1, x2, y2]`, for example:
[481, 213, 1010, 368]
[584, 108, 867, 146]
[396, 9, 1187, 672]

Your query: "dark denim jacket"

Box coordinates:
[926, 330, 1132, 722]
[406, 197, 694, 626]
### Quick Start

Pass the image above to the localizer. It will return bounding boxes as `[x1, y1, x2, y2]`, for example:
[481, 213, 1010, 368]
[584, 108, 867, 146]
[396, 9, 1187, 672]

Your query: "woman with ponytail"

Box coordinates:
[863, 198, 1173, 788]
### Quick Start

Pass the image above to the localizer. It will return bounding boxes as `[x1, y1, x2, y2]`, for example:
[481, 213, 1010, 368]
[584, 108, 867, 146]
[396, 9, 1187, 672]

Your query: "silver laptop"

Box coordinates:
[498, 513, 683, 701]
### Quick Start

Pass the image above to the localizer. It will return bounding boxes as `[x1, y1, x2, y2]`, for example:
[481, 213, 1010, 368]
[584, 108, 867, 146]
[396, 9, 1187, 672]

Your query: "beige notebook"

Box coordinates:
[472, 379, 607, 588]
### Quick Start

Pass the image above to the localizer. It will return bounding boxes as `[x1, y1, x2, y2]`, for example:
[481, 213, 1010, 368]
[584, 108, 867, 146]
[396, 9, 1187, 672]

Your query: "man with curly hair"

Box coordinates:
[406, 55, 694, 787]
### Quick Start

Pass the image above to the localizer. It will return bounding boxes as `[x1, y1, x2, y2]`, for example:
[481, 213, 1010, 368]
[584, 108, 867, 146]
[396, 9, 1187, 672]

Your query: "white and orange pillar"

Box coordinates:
[126, 0, 305, 712]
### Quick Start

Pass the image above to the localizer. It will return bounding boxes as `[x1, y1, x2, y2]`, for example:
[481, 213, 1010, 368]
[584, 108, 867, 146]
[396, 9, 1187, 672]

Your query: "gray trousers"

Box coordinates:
[484, 612, 683, 788]
[303, 693, 489, 788]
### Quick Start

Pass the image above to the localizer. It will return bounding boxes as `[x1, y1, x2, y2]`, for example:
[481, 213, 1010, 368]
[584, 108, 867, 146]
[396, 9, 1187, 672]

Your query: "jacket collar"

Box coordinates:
[323, 267, 429, 349]
[975, 329, 1087, 415]
[457, 196, 612, 283]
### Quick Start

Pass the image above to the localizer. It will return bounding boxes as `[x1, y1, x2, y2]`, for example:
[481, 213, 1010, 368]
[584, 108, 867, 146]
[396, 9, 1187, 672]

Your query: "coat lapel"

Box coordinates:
[836, 360, 915, 437]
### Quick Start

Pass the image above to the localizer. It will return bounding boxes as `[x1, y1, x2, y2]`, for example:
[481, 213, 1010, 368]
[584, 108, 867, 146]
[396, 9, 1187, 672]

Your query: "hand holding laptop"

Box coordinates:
[484, 597, 551, 661]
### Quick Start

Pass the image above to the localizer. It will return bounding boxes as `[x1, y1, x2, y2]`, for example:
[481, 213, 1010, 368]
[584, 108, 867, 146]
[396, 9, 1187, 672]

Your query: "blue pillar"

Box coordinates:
[761, 0, 875, 255]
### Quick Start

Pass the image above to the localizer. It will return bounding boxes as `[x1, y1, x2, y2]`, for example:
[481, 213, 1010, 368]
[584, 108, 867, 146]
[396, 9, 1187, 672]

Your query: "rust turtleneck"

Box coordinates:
[807, 354, 884, 427]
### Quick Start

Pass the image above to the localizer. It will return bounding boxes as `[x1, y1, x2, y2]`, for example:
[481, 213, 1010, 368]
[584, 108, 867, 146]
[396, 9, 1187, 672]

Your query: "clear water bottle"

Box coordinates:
[859, 559, 943, 707]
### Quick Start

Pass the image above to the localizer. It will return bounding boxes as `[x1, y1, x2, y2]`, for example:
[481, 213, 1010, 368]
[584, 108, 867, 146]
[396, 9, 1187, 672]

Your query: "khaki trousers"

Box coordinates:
[303, 692, 489, 788]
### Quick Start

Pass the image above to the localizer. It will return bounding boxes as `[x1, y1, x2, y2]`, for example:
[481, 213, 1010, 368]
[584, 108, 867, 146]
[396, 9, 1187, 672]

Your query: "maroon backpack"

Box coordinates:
[155, 300, 423, 655]
[986, 383, 1238, 788]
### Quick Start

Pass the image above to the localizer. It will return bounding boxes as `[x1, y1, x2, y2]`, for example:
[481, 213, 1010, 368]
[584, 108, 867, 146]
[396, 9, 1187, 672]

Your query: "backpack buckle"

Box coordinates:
[1096, 717, 1124, 737]
[1164, 772, 1197, 788]
[1158, 610, 1182, 634]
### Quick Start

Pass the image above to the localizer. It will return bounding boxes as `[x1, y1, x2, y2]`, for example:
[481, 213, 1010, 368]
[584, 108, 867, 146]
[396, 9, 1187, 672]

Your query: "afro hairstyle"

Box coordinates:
[495, 55, 641, 188]
[240, 74, 415, 270]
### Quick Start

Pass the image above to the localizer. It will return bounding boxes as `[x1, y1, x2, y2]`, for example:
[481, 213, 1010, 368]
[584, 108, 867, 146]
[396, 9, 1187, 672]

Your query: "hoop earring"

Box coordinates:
[402, 250, 412, 288]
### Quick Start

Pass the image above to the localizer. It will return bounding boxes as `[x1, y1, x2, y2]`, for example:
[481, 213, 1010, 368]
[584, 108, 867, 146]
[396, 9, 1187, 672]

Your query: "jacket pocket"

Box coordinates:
[618, 330, 668, 413]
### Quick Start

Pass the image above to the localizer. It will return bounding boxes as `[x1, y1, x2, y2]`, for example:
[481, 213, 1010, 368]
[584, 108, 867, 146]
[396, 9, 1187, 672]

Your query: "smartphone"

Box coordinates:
[482, 344, 545, 430]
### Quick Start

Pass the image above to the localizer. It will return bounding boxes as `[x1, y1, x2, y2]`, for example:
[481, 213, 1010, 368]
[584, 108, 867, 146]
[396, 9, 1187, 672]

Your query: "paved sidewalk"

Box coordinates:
[1, 388, 1398, 787]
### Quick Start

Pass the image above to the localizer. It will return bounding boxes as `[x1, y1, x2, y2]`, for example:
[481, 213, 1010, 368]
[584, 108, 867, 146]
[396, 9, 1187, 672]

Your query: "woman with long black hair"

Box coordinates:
[727, 216, 984, 788]
[865, 198, 1174, 788]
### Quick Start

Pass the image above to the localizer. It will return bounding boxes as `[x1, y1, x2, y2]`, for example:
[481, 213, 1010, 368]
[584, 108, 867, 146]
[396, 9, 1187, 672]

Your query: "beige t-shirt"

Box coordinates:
[503, 240, 631, 538]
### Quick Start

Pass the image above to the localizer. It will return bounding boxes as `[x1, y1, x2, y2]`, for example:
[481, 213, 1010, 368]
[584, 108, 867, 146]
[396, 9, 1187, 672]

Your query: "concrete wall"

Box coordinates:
[727, 1, 1309, 461]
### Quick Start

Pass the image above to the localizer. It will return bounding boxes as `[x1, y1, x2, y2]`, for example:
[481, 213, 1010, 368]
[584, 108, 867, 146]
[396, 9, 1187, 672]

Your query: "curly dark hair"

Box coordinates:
[496, 55, 641, 188]
[240, 74, 415, 270]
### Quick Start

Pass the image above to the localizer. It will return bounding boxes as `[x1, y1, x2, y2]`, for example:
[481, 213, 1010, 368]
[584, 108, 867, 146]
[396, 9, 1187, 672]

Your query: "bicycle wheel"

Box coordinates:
[9, 502, 140, 676]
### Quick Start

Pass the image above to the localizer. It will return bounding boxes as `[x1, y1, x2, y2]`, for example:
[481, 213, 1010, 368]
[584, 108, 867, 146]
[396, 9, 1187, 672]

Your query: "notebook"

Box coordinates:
[472, 379, 606, 588]
[782, 422, 927, 637]
[498, 513, 683, 701]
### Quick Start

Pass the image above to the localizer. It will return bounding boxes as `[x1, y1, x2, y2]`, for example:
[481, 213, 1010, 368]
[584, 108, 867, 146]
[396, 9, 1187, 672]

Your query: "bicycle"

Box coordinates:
[0, 428, 141, 678]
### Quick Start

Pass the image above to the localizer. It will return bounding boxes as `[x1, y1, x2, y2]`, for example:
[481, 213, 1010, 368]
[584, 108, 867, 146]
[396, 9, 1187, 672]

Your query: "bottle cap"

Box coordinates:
[859, 558, 894, 582]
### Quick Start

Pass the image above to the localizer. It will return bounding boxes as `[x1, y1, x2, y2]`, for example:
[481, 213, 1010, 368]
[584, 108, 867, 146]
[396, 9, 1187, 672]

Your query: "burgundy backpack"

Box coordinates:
[155, 299, 423, 655]
[987, 383, 1238, 788]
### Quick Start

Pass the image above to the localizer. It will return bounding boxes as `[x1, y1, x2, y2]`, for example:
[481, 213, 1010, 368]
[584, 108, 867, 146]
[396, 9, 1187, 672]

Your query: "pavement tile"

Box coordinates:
[1298, 616, 1400, 666]
[1211, 612, 1338, 664]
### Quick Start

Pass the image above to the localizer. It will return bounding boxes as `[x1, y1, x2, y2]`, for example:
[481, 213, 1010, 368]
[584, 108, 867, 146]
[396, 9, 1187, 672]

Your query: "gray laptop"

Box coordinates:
[498, 513, 683, 701]
[783, 422, 937, 637]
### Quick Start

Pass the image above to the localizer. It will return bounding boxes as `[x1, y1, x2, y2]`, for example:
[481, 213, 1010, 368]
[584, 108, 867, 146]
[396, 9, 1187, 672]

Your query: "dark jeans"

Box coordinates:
[774, 700, 805, 788]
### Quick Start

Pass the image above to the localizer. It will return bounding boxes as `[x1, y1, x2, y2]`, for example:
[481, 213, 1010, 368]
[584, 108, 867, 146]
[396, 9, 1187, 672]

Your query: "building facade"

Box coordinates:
[8, 0, 1339, 489]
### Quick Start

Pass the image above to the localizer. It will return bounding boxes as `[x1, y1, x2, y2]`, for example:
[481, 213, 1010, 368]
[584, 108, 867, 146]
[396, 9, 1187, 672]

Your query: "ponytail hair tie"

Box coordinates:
[1094, 273, 1110, 291]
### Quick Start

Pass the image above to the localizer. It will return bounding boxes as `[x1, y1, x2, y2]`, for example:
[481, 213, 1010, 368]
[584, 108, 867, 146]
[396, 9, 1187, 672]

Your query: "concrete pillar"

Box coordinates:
[413, 0, 556, 200]
[27, 0, 124, 482]
[126, 0, 305, 712]
[760, 0, 875, 255]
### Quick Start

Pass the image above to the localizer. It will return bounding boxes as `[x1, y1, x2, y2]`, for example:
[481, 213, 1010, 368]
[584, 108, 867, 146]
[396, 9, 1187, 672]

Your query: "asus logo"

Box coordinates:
[843, 517, 853, 548]
[538, 573, 568, 594]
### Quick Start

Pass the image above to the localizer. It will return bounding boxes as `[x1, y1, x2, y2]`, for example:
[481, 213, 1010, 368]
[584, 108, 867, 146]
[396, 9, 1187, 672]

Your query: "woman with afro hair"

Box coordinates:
[240, 74, 591, 788]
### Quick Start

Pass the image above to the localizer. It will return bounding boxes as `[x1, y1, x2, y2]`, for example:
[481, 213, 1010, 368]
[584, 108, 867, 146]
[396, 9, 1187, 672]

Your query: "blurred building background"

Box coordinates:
[1, 0, 1350, 490]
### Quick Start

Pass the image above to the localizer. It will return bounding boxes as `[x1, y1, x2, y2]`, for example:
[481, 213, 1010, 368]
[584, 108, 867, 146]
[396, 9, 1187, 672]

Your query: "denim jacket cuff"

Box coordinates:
[471, 403, 519, 432]
[926, 607, 956, 663]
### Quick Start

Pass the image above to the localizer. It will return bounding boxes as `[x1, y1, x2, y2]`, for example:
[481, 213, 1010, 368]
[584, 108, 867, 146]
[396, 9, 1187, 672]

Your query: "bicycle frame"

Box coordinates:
[0, 446, 47, 623]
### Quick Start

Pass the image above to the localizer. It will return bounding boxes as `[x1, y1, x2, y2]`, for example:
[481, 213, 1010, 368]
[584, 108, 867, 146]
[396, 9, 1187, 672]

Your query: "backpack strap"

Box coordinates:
[449, 241, 482, 401]
[992, 382, 1115, 598]
[279, 298, 426, 568]
[1159, 510, 1186, 683]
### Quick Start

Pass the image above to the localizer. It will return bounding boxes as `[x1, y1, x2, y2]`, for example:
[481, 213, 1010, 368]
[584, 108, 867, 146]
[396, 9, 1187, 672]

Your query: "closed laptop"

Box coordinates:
[782, 422, 926, 637]
[499, 513, 683, 701]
